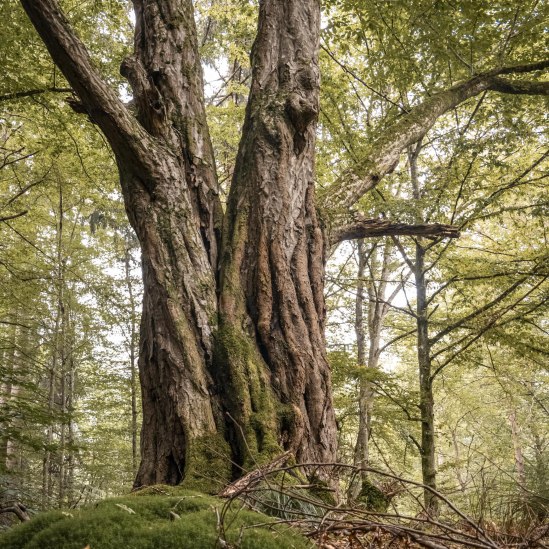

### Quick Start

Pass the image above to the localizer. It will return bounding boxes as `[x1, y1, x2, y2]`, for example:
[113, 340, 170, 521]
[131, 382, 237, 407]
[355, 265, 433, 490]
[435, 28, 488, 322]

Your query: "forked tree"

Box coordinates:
[20, 0, 548, 490]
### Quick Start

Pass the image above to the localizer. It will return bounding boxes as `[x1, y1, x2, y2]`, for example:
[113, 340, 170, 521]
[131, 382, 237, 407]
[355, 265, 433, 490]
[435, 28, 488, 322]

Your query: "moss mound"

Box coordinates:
[357, 481, 390, 512]
[0, 489, 311, 549]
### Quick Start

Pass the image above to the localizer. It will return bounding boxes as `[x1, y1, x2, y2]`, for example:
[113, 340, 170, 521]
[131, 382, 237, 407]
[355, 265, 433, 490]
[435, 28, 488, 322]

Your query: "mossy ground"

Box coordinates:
[0, 487, 311, 549]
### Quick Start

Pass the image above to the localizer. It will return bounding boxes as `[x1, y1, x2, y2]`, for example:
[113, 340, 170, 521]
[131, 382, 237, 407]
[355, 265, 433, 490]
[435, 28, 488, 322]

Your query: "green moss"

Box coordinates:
[0, 491, 311, 549]
[0, 511, 67, 548]
[307, 476, 337, 507]
[183, 433, 233, 493]
[213, 321, 282, 469]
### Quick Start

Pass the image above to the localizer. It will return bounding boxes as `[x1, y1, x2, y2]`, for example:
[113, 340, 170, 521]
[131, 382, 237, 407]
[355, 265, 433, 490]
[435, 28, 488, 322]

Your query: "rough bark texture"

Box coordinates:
[330, 219, 459, 246]
[218, 0, 337, 470]
[20, 0, 228, 488]
[121, 0, 226, 489]
[21, 0, 336, 487]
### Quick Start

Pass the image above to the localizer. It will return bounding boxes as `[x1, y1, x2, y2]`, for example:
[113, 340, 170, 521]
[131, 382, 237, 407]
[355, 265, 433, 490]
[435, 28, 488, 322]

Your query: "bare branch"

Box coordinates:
[429, 275, 530, 345]
[0, 211, 28, 223]
[0, 86, 72, 102]
[330, 218, 460, 245]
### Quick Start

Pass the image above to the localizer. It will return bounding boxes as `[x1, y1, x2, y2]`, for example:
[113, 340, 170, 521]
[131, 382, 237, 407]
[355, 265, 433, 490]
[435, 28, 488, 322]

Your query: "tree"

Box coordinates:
[18, 0, 549, 489]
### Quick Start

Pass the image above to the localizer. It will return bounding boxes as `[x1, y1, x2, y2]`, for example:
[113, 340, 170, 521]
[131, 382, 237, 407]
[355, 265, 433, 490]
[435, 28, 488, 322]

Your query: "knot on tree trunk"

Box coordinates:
[285, 92, 317, 133]
[285, 92, 318, 154]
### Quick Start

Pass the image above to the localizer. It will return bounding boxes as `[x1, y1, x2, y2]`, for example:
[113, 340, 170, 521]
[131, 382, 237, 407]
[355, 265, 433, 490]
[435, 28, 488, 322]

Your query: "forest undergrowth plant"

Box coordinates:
[219, 460, 549, 549]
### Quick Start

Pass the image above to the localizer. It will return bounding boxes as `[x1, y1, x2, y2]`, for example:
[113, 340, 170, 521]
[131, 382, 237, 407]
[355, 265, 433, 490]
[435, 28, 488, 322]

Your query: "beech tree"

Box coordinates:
[18, 0, 549, 490]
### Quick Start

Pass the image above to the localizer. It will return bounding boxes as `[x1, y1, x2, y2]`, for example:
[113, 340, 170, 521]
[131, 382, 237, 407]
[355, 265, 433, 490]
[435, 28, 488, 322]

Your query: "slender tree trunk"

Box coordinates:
[408, 145, 438, 515]
[451, 427, 467, 492]
[66, 353, 75, 507]
[414, 242, 438, 514]
[508, 409, 526, 489]
[354, 240, 391, 467]
[0, 319, 18, 471]
[43, 186, 65, 507]
[354, 239, 369, 479]
[124, 243, 139, 475]
[58, 258, 67, 508]
[353, 240, 397, 500]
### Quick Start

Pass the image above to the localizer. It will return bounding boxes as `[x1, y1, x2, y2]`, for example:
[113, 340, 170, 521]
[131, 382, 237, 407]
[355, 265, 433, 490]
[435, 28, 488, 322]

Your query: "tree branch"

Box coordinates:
[0, 211, 28, 223]
[0, 86, 72, 102]
[429, 274, 532, 345]
[322, 59, 549, 210]
[330, 218, 460, 245]
[19, 0, 170, 192]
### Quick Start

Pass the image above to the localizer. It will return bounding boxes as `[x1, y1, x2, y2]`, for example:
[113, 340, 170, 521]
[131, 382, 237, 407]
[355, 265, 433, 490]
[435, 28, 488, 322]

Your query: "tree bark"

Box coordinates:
[414, 242, 438, 515]
[218, 0, 337, 471]
[354, 241, 393, 474]
[330, 219, 459, 246]
[407, 145, 438, 515]
[20, 0, 336, 487]
[353, 239, 368, 481]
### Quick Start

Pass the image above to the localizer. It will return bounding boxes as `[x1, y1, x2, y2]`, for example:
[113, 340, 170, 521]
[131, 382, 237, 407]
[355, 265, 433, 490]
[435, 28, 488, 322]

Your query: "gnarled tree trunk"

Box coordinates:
[21, 0, 337, 489]
[21, 0, 544, 490]
[217, 0, 337, 470]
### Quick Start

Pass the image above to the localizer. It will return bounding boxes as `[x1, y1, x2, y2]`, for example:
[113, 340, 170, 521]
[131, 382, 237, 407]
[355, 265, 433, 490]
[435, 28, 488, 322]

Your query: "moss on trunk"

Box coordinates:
[214, 321, 282, 472]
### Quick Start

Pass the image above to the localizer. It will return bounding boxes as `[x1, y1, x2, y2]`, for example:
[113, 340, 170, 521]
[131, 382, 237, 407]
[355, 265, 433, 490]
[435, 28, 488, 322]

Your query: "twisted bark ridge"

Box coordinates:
[19, 0, 549, 488]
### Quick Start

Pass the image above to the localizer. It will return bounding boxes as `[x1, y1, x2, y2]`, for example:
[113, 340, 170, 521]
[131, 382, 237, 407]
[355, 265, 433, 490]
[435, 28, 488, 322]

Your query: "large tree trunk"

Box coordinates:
[217, 0, 337, 471]
[21, 0, 336, 488]
[120, 0, 228, 487]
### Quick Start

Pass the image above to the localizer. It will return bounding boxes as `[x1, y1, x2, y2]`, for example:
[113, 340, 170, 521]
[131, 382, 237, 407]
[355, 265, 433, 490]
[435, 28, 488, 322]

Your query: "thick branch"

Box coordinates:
[323, 59, 549, 210]
[19, 0, 170, 190]
[330, 219, 460, 245]
[487, 76, 549, 95]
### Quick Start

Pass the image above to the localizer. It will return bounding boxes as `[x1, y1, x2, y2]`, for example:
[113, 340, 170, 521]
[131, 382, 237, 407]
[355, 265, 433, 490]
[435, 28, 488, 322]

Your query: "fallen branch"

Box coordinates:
[330, 218, 460, 246]
[218, 451, 293, 498]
